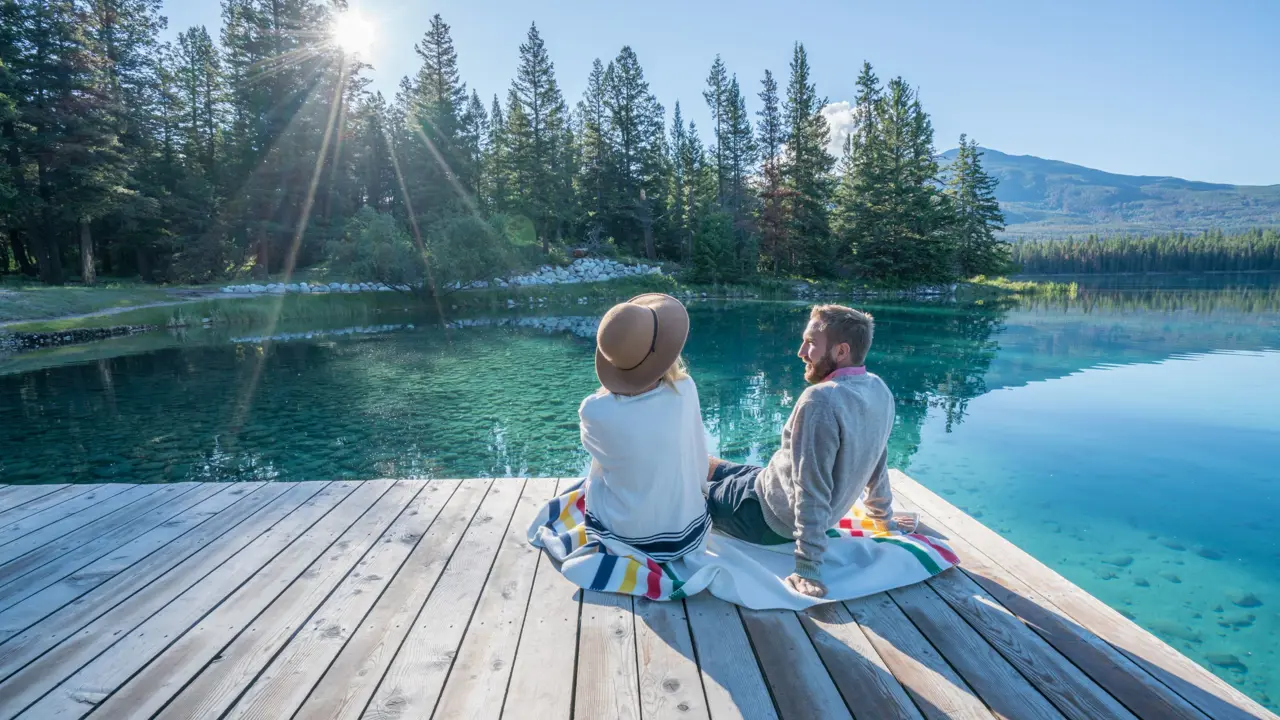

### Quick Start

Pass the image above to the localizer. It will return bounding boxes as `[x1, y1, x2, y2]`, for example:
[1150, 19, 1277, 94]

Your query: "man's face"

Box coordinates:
[799, 319, 842, 384]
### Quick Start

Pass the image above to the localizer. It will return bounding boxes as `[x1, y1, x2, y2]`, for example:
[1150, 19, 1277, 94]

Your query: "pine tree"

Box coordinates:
[672, 114, 710, 263]
[781, 42, 834, 275]
[835, 61, 884, 268]
[946, 135, 1008, 276]
[176, 26, 222, 177]
[0, 0, 28, 274]
[504, 23, 570, 252]
[481, 94, 509, 212]
[400, 14, 470, 217]
[11, 0, 128, 284]
[576, 58, 611, 244]
[723, 75, 756, 273]
[703, 56, 729, 208]
[756, 69, 787, 271]
[602, 46, 665, 259]
[458, 89, 487, 197]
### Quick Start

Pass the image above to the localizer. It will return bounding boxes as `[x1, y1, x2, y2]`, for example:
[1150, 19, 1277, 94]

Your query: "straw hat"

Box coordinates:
[595, 293, 690, 394]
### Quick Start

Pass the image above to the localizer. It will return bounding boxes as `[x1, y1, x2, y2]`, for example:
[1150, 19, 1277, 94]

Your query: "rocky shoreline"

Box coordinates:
[219, 258, 667, 295]
[1, 324, 158, 352]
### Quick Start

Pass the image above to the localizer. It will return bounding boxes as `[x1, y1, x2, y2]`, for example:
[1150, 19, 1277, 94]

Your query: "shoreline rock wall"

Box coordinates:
[220, 258, 668, 295]
[1, 324, 158, 352]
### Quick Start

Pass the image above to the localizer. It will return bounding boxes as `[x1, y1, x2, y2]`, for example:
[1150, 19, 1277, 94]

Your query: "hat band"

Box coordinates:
[615, 307, 659, 372]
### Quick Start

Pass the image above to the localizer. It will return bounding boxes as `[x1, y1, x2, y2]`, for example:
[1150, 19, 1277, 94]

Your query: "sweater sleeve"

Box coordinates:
[861, 448, 893, 520]
[789, 395, 840, 581]
[687, 381, 712, 495]
[579, 395, 609, 463]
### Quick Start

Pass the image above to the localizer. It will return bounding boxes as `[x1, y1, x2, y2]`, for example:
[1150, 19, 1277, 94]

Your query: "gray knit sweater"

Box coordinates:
[754, 371, 896, 580]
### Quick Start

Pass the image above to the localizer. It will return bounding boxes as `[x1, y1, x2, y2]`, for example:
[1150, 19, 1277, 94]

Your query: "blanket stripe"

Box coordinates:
[529, 478, 957, 606]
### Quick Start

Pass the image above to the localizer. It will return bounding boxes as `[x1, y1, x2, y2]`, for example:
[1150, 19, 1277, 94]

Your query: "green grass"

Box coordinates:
[0, 278, 183, 324]
[964, 275, 1079, 299]
[3, 293, 417, 333]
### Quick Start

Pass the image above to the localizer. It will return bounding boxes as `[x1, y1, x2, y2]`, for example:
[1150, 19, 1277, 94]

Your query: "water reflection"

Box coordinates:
[3, 284, 1278, 485]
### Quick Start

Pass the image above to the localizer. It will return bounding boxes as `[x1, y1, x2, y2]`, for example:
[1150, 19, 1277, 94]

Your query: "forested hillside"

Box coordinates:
[0, 1, 1007, 288]
[940, 148, 1280, 238]
[1012, 229, 1280, 274]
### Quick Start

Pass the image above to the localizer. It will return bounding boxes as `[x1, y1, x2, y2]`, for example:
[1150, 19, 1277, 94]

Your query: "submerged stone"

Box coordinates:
[1159, 538, 1187, 551]
[1149, 619, 1202, 643]
[1158, 571, 1183, 584]
[1206, 653, 1248, 673]
[1133, 577, 1151, 588]
[1229, 591, 1263, 608]
[1217, 612, 1256, 628]
[1196, 547, 1225, 560]
[1103, 554, 1134, 567]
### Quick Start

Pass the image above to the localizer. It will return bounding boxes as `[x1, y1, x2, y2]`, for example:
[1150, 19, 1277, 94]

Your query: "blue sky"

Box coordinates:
[161, 0, 1279, 186]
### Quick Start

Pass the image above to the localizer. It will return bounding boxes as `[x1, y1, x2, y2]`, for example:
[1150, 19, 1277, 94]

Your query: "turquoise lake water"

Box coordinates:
[2, 277, 1279, 707]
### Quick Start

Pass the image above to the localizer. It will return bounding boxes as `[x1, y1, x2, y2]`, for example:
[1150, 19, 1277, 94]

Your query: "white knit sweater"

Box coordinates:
[578, 377, 712, 562]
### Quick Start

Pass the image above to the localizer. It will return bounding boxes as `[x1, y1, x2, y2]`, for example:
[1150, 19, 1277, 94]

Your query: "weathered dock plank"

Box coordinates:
[0, 476, 1269, 720]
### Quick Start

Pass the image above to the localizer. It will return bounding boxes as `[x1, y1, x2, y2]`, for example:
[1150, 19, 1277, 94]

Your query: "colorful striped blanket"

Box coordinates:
[527, 480, 959, 610]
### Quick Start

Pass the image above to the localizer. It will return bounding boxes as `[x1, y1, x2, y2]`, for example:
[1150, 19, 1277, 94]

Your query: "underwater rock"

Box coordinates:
[1213, 605, 1224, 613]
[1229, 591, 1263, 608]
[1196, 547, 1225, 560]
[1093, 568, 1119, 581]
[1159, 538, 1187, 551]
[1133, 577, 1151, 588]
[1103, 554, 1134, 567]
[1158, 571, 1182, 584]
[1217, 613, 1256, 628]
[1118, 608, 1137, 620]
[1206, 653, 1248, 673]
[1149, 620, 1202, 643]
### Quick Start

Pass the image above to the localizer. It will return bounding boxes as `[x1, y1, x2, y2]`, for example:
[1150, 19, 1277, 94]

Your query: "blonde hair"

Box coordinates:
[601, 356, 690, 396]
[661, 356, 690, 389]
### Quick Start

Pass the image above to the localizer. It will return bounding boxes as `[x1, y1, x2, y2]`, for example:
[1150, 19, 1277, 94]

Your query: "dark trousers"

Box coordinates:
[705, 461, 792, 546]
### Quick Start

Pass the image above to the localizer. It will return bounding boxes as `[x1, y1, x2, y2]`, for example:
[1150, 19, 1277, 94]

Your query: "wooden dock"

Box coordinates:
[0, 475, 1271, 720]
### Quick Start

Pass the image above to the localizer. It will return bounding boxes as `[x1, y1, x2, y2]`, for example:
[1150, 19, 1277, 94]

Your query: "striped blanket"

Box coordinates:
[528, 480, 959, 610]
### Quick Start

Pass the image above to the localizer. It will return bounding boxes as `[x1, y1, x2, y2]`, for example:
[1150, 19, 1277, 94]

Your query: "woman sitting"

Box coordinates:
[578, 293, 711, 562]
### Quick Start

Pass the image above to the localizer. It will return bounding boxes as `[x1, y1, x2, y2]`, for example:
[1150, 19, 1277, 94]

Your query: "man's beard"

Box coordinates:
[804, 351, 838, 384]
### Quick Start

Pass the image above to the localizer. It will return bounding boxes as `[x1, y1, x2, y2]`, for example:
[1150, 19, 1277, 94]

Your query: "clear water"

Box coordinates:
[3, 280, 1279, 707]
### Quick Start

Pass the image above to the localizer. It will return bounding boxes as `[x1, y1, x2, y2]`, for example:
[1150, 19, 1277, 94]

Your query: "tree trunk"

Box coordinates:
[80, 218, 96, 285]
[255, 232, 269, 279]
[136, 246, 152, 281]
[638, 189, 656, 261]
[0, 233, 10, 274]
[9, 231, 36, 276]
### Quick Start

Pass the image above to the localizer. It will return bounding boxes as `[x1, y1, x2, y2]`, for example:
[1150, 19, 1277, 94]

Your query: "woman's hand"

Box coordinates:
[785, 573, 827, 598]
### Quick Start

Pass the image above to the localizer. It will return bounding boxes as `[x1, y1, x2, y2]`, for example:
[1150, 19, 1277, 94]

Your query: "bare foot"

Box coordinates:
[785, 574, 828, 598]
[895, 513, 918, 533]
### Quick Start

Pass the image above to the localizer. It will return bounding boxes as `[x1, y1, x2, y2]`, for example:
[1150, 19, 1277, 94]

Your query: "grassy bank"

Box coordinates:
[0, 278, 181, 323]
[964, 275, 1080, 299]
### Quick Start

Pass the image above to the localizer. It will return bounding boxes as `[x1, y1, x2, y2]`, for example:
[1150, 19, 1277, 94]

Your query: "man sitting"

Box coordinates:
[705, 304, 908, 598]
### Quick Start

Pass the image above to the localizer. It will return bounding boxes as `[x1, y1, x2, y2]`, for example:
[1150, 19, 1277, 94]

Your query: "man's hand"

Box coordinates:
[706, 457, 723, 482]
[785, 573, 827, 598]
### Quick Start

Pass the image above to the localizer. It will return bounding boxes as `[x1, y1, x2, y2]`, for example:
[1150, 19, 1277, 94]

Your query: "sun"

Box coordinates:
[332, 10, 374, 56]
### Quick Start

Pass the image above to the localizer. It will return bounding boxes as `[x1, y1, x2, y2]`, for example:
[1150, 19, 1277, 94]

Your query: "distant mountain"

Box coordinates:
[939, 147, 1280, 238]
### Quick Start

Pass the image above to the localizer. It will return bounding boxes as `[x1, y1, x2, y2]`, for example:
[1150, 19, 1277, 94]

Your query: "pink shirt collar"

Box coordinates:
[824, 366, 867, 382]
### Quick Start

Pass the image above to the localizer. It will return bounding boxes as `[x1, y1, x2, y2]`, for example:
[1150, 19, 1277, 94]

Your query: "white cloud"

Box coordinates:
[821, 101, 859, 159]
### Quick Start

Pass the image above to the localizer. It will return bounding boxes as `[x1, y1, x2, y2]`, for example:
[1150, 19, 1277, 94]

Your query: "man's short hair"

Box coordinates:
[810, 305, 874, 365]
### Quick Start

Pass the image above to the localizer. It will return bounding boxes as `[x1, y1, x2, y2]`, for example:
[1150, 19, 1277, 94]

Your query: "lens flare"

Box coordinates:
[332, 10, 374, 55]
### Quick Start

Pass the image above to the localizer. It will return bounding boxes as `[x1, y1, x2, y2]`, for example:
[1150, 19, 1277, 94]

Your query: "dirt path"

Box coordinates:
[0, 289, 245, 330]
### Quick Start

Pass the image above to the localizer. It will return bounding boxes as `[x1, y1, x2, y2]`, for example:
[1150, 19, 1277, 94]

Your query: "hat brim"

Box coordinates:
[595, 293, 690, 395]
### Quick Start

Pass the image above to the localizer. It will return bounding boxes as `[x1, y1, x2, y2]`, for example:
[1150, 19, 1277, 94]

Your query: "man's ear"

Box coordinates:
[836, 342, 851, 362]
